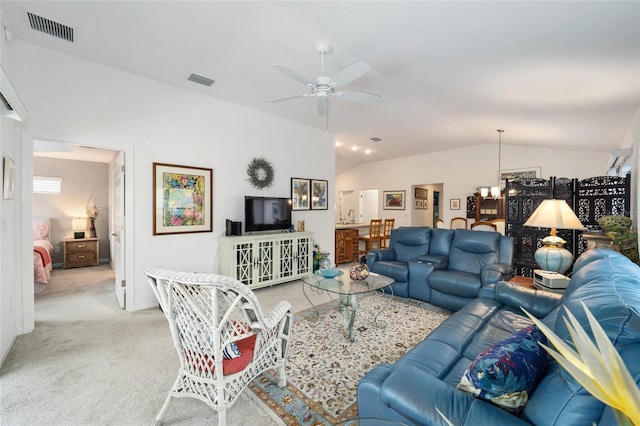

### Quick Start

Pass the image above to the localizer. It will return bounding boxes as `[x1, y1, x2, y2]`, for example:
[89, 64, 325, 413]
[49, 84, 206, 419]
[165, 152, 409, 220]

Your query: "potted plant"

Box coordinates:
[597, 215, 639, 264]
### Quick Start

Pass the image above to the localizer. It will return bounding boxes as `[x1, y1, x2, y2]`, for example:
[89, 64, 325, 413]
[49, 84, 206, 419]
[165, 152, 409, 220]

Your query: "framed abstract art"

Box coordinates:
[153, 162, 213, 235]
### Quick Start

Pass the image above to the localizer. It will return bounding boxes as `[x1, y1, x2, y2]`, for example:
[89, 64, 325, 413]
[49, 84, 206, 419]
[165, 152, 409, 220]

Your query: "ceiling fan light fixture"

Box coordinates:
[370, 137, 383, 142]
[270, 41, 381, 117]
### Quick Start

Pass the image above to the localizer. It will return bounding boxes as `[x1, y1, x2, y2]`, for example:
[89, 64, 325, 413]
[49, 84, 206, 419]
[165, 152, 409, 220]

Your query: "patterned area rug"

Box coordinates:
[249, 292, 451, 425]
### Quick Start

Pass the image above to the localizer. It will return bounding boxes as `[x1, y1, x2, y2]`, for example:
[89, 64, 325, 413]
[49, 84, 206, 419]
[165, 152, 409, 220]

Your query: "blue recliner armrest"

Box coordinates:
[367, 248, 395, 265]
[480, 262, 514, 285]
[416, 253, 449, 269]
[380, 367, 530, 426]
[494, 280, 562, 318]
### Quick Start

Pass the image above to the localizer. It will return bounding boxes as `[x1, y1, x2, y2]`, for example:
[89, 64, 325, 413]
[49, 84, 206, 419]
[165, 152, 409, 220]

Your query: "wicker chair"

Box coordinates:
[145, 268, 292, 426]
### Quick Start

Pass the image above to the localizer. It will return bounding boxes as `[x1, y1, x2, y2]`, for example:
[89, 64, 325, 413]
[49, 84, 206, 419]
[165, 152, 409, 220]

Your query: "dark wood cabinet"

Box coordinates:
[474, 193, 505, 221]
[335, 229, 359, 265]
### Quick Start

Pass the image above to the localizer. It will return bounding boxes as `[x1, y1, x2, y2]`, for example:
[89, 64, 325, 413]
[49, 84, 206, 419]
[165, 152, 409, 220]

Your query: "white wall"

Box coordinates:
[0, 10, 27, 364]
[337, 144, 611, 227]
[10, 41, 335, 318]
[622, 106, 640, 224]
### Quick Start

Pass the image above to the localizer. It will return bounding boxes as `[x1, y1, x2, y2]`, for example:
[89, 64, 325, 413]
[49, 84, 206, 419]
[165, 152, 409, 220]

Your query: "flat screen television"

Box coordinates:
[244, 196, 292, 233]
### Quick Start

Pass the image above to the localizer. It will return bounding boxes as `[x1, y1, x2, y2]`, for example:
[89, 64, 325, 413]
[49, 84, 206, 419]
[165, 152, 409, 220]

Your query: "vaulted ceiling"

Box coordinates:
[2, 1, 639, 173]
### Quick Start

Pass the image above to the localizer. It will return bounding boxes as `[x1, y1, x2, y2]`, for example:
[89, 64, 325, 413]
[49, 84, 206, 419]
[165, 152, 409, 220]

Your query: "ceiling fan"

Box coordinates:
[269, 41, 381, 116]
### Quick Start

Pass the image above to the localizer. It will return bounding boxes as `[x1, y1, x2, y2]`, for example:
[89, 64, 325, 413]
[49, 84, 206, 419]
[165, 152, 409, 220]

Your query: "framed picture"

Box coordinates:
[291, 178, 310, 211]
[311, 179, 328, 210]
[500, 167, 541, 181]
[3, 156, 15, 200]
[153, 163, 213, 235]
[450, 198, 460, 210]
[414, 187, 428, 199]
[383, 190, 405, 210]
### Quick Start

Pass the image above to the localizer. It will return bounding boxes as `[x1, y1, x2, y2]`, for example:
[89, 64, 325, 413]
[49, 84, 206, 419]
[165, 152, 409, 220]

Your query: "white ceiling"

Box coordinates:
[3, 1, 639, 173]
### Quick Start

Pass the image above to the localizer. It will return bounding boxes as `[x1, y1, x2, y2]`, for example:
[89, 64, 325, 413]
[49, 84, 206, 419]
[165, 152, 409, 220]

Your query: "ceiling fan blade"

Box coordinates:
[268, 94, 307, 103]
[273, 64, 313, 86]
[337, 91, 382, 104]
[318, 97, 329, 116]
[332, 60, 370, 87]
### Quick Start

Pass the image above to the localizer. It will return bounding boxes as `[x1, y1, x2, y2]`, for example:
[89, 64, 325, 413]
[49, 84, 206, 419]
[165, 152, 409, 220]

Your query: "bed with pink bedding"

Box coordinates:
[33, 218, 53, 294]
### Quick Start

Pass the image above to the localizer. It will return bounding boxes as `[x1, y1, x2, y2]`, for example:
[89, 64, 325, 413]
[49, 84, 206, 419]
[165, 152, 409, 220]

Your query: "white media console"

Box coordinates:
[219, 231, 313, 289]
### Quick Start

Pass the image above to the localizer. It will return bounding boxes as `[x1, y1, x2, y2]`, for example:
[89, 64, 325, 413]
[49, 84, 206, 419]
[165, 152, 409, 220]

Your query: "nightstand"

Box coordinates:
[63, 238, 99, 269]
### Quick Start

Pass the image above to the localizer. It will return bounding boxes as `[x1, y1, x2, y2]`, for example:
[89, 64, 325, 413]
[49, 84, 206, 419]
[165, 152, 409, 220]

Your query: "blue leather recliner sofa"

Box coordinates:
[367, 227, 515, 311]
[358, 248, 640, 425]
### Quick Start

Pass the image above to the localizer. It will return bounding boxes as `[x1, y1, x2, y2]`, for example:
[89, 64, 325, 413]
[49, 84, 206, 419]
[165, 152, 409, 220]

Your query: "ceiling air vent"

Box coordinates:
[27, 12, 74, 42]
[188, 73, 215, 87]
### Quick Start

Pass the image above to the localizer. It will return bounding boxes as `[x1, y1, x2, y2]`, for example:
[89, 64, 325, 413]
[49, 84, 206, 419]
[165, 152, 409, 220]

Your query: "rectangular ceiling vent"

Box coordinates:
[188, 73, 215, 87]
[27, 12, 74, 42]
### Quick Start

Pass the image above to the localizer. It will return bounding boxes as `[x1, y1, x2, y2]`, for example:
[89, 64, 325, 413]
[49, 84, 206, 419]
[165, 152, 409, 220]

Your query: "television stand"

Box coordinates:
[220, 232, 313, 289]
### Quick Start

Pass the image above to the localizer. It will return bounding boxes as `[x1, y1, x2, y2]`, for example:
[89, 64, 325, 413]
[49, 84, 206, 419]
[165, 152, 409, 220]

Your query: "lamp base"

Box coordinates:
[74, 232, 85, 239]
[534, 242, 573, 275]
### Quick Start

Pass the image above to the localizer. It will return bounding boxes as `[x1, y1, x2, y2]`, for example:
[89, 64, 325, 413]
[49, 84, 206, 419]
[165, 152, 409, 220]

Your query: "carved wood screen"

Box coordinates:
[505, 174, 630, 277]
[574, 175, 631, 257]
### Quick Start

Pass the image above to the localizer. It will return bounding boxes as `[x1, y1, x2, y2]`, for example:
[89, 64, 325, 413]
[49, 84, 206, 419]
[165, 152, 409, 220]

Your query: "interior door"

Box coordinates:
[359, 189, 379, 223]
[112, 152, 126, 309]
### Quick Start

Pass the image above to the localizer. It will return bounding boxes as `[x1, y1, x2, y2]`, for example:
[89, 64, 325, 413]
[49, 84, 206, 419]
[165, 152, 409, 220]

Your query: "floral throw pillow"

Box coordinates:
[457, 325, 548, 415]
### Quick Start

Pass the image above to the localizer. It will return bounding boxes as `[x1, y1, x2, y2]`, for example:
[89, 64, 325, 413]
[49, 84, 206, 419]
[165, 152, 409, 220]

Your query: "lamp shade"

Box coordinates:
[72, 218, 87, 231]
[72, 217, 87, 239]
[524, 199, 584, 274]
[523, 199, 584, 232]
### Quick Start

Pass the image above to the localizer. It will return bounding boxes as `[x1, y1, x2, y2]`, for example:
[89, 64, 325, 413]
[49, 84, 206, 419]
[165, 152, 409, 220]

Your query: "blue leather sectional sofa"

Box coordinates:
[367, 227, 515, 311]
[358, 248, 640, 425]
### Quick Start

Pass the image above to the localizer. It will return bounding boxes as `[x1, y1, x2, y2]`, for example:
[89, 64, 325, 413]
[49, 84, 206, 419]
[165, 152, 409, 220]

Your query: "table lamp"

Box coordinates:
[72, 217, 87, 239]
[523, 199, 584, 274]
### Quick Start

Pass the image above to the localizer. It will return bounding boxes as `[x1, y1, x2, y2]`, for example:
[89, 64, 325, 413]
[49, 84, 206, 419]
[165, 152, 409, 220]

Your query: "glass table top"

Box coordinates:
[303, 268, 394, 295]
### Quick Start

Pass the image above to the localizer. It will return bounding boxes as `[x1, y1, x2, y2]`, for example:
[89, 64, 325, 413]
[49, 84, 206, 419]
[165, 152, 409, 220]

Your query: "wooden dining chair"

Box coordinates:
[470, 221, 497, 231]
[381, 218, 395, 248]
[450, 217, 468, 229]
[435, 218, 445, 229]
[358, 219, 383, 256]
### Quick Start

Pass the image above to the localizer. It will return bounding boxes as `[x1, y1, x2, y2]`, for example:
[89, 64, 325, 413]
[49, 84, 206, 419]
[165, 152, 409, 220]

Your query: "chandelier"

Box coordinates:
[478, 129, 504, 199]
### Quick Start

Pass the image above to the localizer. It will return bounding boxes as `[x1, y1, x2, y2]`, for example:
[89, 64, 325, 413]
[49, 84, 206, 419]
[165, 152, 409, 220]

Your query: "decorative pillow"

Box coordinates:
[222, 342, 241, 359]
[457, 325, 548, 415]
[33, 222, 49, 240]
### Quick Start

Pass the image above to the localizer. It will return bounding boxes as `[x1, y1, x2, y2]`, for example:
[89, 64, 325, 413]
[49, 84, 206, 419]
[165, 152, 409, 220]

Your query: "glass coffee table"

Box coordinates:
[302, 268, 394, 342]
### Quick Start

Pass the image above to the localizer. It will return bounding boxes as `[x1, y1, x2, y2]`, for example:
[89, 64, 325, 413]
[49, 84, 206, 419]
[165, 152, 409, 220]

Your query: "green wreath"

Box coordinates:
[247, 157, 275, 189]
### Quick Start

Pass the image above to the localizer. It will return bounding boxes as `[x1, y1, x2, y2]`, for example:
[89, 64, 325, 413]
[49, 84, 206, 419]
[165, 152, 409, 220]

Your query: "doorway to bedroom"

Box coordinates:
[32, 140, 126, 309]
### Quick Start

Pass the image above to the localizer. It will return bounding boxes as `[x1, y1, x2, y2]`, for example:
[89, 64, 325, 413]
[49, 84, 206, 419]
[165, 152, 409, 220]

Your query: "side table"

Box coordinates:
[63, 238, 99, 269]
[508, 275, 534, 289]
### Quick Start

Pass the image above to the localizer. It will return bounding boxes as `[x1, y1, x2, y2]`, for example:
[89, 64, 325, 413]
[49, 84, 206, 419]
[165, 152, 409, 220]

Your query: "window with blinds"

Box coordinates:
[33, 176, 62, 194]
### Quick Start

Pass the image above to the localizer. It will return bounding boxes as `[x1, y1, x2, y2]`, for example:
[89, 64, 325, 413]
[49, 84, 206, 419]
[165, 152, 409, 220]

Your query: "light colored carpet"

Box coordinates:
[0, 265, 296, 426]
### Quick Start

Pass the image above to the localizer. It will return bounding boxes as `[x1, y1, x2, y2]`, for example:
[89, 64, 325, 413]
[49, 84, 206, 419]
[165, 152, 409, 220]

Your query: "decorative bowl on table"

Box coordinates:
[314, 268, 344, 279]
[349, 263, 370, 281]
